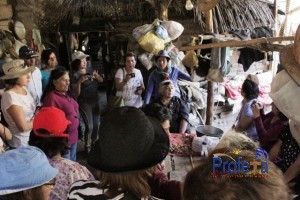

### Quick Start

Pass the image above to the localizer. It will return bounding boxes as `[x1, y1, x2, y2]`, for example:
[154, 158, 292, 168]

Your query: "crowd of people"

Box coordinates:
[0, 33, 300, 199]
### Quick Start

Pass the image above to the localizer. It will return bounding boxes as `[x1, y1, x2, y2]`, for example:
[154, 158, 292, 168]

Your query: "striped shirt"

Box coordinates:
[67, 180, 163, 200]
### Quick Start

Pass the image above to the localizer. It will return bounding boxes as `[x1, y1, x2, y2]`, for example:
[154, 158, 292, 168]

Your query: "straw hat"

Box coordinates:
[71, 51, 89, 61]
[198, 0, 220, 11]
[280, 24, 300, 85]
[0, 59, 34, 80]
[14, 21, 26, 40]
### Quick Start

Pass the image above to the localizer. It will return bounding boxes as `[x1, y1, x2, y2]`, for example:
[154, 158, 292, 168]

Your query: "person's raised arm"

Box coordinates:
[235, 115, 253, 132]
[177, 68, 191, 81]
[72, 75, 89, 98]
[6, 105, 33, 132]
[115, 69, 131, 91]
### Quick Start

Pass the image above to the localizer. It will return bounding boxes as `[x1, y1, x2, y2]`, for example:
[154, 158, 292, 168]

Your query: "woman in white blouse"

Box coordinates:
[0, 59, 36, 148]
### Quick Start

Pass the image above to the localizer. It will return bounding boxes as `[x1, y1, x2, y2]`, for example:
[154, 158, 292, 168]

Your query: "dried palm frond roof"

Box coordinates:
[197, 0, 275, 33]
[25, 0, 274, 33]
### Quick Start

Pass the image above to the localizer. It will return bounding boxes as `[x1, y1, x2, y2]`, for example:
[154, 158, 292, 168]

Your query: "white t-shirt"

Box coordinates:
[115, 68, 144, 108]
[27, 67, 43, 106]
[1, 87, 35, 148]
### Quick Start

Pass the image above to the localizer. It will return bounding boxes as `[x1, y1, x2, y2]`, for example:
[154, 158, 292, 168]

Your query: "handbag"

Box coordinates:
[108, 68, 125, 110]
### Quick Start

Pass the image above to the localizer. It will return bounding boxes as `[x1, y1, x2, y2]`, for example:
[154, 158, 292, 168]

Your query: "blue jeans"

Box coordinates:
[63, 143, 77, 161]
[79, 100, 101, 147]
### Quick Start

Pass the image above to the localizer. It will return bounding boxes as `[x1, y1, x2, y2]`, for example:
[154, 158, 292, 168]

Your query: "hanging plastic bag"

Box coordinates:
[132, 24, 154, 42]
[155, 24, 170, 40]
[161, 21, 184, 40]
[138, 31, 165, 53]
[182, 50, 198, 68]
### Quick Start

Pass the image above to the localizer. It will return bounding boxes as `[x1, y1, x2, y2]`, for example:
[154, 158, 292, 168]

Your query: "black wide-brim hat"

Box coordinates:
[88, 106, 170, 173]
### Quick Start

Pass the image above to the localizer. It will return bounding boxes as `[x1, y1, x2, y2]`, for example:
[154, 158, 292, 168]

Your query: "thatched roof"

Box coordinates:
[198, 0, 275, 33]
[24, 0, 275, 33]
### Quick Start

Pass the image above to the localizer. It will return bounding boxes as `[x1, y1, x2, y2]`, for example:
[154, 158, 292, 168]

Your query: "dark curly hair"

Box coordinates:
[242, 79, 259, 100]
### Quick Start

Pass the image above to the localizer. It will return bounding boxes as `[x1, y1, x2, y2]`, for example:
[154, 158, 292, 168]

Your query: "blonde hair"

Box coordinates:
[183, 149, 292, 200]
[96, 167, 155, 198]
[215, 130, 258, 152]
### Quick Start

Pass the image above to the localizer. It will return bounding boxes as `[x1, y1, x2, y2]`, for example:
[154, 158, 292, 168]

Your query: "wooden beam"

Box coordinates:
[179, 36, 294, 51]
[205, 9, 214, 126]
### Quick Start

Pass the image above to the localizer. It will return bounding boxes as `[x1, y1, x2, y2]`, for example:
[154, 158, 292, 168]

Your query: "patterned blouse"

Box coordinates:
[49, 157, 95, 200]
[278, 125, 300, 172]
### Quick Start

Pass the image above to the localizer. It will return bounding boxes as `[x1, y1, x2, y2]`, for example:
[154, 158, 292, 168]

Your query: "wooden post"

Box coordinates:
[205, 10, 214, 125]
[155, 0, 172, 21]
[273, 0, 278, 36]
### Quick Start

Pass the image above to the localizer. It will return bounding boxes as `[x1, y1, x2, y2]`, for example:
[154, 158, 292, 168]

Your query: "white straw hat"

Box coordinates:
[0, 59, 34, 80]
[14, 21, 26, 40]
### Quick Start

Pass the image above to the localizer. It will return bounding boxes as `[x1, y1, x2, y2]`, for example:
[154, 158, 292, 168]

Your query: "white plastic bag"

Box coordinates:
[161, 21, 184, 40]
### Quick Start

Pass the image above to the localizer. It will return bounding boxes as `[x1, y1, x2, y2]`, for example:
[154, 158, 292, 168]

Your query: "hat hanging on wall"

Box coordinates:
[280, 24, 300, 85]
[14, 21, 26, 40]
[198, 0, 220, 11]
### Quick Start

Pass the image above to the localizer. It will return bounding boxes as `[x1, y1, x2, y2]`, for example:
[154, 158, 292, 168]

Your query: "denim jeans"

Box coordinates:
[79, 100, 101, 148]
[63, 142, 77, 161]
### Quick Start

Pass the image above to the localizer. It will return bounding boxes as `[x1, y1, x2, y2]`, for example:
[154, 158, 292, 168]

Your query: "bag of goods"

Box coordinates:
[138, 52, 154, 70]
[132, 24, 154, 42]
[155, 24, 169, 40]
[138, 31, 165, 53]
[161, 21, 184, 40]
[182, 50, 199, 68]
[168, 44, 188, 73]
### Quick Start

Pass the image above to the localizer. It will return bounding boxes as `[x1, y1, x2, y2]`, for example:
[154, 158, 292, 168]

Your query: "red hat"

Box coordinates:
[33, 107, 71, 138]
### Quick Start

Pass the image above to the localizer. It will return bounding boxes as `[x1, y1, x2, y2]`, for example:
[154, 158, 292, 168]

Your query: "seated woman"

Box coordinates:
[142, 103, 182, 200]
[183, 148, 292, 200]
[0, 146, 58, 200]
[68, 107, 170, 199]
[251, 101, 288, 151]
[153, 80, 189, 133]
[234, 79, 259, 141]
[145, 50, 191, 104]
[29, 107, 95, 200]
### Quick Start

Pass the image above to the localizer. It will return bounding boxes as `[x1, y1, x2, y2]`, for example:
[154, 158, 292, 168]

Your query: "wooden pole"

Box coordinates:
[179, 36, 294, 51]
[273, 0, 278, 36]
[205, 10, 214, 125]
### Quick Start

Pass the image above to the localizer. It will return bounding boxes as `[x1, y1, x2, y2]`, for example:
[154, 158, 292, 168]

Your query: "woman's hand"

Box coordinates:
[135, 86, 143, 95]
[79, 74, 90, 84]
[92, 70, 104, 82]
[251, 103, 262, 118]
